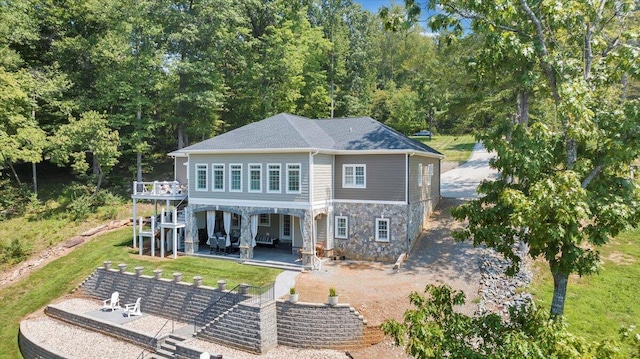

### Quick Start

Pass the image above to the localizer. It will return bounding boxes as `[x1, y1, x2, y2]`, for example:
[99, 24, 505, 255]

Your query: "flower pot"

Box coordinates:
[328, 295, 339, 306]
[173, 272, 183, 283]
[217, 280, 227, 291]
[193, 276, 202, 287]
[118, 263, 127, 274]
[153, 269, 163, 280]
[289, 293, 299, 304]
[240, 283, 250, 295]
[103, 261, 112, 270]
[135, 266, 144, 276]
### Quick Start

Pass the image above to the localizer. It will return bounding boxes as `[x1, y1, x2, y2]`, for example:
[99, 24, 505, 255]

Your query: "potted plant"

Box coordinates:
[288, 287, 299, 304]
[328, 287, 338, 306]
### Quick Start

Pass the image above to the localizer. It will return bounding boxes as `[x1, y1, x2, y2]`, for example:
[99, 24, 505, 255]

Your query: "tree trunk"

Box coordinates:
[92, 154, 100, 175]
[136, 108, 142, 182]
[516, 90, 529, 125]
[32, 162, 37, 195]
[5, 158, 22, 186]
[550, 268, 569, 317]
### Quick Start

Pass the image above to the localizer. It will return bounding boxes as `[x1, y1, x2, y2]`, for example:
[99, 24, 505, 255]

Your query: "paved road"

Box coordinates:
[440, 142, 498, 199]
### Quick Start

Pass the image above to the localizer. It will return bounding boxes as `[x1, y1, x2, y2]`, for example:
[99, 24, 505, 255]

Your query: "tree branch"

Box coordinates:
[582, 163, 605, 188]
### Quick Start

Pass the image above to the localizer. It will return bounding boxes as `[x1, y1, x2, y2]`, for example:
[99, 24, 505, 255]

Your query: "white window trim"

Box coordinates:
[418, 163, 423, 187]
[267, 163, 281, 193]
[248, 163, 262, 193]
[342, 164, 366, 188]
[427, 163, 434, 186]
[286, 163, 302, 194]
[195, 163, 208, 191]
[229, 163, 243, 192]
[375, 217, 390, 242]
[258, 213, 270, 227]
[212, 163, 225, 192]
[335, 215, 348, 239]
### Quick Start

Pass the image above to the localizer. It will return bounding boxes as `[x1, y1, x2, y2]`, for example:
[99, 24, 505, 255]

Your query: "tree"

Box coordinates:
[382, 284, 636, 359]
[50, 111, 120, 194]
[417, 0, 640, 317]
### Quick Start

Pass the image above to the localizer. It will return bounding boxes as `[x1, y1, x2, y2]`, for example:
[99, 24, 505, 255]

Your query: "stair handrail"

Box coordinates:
[193, 284, 243, 334]
[136, 318, 174, 359]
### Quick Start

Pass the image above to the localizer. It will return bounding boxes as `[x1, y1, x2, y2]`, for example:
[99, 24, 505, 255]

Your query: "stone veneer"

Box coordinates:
[407, 198, 437, 252]
[332, 202, 408, 262]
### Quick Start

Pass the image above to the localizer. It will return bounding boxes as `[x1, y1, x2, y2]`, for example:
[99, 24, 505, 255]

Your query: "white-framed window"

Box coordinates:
[212, 164, 225, 191]
[335, 216, 348, 239]
[267, 164, 281, 193]
[286, 163, 301, 193]
[375, 217, 390, 242]
[343, 164, 366, 188]
[229, 164, 242, 192]
[418, 163, 423, 187]
[195, 164, 208, 191]
[427, 164, 434, 186]
[259, 213, 270, 226]
[249, 163, 262, 192]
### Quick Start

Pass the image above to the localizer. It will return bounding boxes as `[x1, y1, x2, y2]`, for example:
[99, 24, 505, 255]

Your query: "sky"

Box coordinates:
[355, 0, 436, 28]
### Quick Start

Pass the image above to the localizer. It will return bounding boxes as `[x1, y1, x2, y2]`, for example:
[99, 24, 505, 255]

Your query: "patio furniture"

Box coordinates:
[102, 291, 121, 311]
[255, 234, 279, 247]
[217, 235, 228, 255]
[124, 297, 142, 317]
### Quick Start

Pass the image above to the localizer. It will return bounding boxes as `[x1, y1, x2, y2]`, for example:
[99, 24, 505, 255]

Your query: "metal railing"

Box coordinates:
[136, 318, 174, 359]
[133, 181, 188, 197]
[243, 282, 275, 306]
[193, 284, 243, 334]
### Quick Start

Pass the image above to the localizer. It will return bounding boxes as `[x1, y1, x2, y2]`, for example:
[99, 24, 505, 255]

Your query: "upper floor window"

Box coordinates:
[195, 164, 208, 191]
[212, 164, 225, 191]
[267, 164, 281, 193]
[375, 217, 390, 242]
[418, 163, 423, 187]
[230, 164, 242, 192]
[249, 164, 262, 192]
[343, 164, 366, 188]
[335, 216, 348, 239]
[287, 164, 301, 193]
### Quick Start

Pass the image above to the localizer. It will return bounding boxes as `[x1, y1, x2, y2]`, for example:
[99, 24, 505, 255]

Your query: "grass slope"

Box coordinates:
[529, 227, 640, 353]
[0, 227, 281, 358]
[412, 134, 477, 163]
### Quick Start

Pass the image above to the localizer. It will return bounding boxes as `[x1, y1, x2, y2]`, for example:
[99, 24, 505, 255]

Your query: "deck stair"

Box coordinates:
[147, 334, 187, 359]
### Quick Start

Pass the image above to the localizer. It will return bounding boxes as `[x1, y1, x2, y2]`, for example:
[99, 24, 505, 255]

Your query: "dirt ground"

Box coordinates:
[294, 198, 483, 358]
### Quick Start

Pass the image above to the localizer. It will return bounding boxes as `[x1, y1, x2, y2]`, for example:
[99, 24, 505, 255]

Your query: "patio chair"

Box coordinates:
[124, 297, 142, 317]
[102, 291, 121, 311]
[217, 235, 228, 255]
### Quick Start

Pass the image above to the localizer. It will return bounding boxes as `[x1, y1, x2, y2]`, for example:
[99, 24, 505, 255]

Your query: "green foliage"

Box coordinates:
[0, 178, 31, 220]
[290, 287, 296, 295]
[0, 238, 29, 265]
[383, 284, 637, 359]
[329, 287, 337, 297]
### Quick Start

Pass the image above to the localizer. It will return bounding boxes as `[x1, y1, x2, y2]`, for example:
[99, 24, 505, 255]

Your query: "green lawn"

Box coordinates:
[412, 134, 477, 163]
[529, 227, 640, 353]
[0, 227, 281, 358]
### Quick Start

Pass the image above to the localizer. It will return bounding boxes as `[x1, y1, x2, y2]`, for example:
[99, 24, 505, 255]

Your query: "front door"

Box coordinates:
[280, 215, 292, 240]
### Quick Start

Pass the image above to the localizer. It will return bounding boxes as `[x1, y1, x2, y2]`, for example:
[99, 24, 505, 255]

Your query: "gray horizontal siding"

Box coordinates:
[408, 156, 440, 203]
[334, 154, 406, 202]
[313, 154, 333, 202]
[188, 153, 309, 202]
[175, 156, 188, 183]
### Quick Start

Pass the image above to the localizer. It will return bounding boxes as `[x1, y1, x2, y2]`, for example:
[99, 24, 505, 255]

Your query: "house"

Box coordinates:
[131, 113, 443, 269]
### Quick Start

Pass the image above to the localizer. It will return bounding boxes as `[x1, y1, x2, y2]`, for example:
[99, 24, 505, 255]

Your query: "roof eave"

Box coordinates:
[181, 147, 445, 159]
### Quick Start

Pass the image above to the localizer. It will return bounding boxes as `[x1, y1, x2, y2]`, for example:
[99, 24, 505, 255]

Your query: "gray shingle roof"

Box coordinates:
[180, 113, 442, 157]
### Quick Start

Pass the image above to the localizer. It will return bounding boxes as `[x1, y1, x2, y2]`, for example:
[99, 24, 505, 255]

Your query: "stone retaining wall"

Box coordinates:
[408, 198, 437, 251]
[276, 300, 367, 349]
[45, 305, 158, 350]
[18, 322, 68, 359]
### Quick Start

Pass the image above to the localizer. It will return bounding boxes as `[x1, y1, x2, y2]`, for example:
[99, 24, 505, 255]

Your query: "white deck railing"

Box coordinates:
[132, 181, 188, 197]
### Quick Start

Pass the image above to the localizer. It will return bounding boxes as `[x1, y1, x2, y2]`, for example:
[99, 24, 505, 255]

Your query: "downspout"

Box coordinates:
[406, 153, 412, 254]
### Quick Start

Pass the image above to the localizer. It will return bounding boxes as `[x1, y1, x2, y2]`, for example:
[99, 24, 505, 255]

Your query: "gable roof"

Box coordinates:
[175, 113, 443, 158]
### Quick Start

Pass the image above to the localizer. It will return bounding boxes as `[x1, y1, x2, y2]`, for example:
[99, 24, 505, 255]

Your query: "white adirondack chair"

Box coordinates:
[102, 291, 121, 311]
[124, 297, 142, 317]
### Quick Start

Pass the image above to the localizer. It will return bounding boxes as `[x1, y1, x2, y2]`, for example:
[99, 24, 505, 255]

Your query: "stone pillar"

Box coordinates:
[301, 210, 314, 270]
[184, 206, 199, 254]
[240, 211, 253, 260]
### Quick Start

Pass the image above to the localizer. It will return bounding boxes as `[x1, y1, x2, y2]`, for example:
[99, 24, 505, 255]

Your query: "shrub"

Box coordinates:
[67, 195, 92, 221]
[0, 238, 29, 265]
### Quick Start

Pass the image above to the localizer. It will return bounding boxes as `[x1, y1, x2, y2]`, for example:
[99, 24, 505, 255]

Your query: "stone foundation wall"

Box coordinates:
[332, 202, 407, 262]
[407, 198, 438, 251]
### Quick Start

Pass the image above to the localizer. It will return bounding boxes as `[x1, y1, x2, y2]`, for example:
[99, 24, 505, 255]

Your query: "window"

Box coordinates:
[343, 164, 366, 188]
[195, 164, 208, 191]
[287, 164, 301, 193]
[427, 164, 434, 186]
[335, 216, 348, 239]
[231, 213, 240, 228]
[249, 164, 262, 192]
[212, 164, 225, 191]
[259, 214, 270, 226]
[375, 218, 390, 242]
[418, 163, 423, 187]
[229, 164, 242, 192]
[267, 164, 281, 193]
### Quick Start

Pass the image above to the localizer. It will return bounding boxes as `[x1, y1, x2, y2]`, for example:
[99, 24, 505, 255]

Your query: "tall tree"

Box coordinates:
[420, 0, 640, 316]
